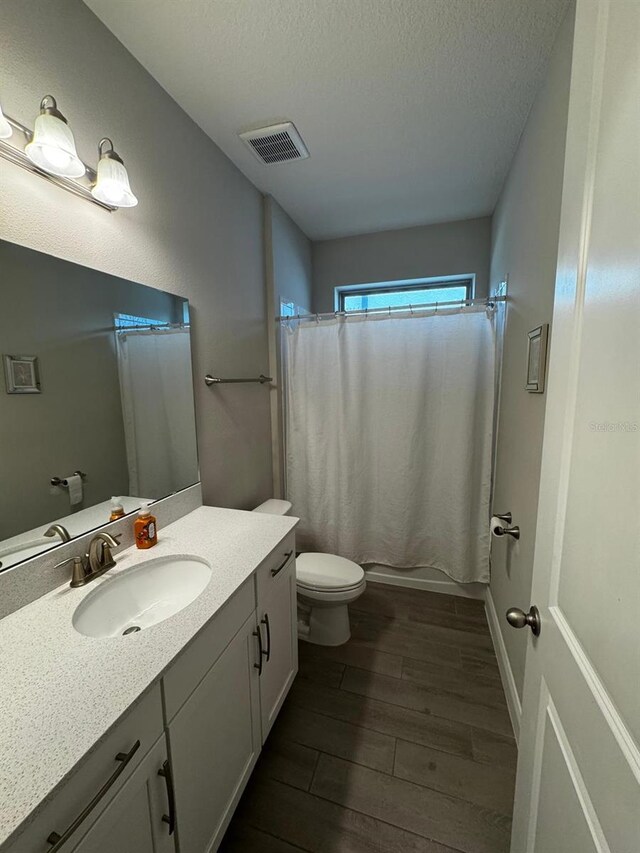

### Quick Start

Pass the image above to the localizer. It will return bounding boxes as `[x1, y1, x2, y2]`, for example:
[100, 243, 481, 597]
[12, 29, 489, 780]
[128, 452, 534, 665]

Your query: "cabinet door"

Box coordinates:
[71, 735, 175, 853]
[168, 612, 261, 853]
[257, 552, 298, 739]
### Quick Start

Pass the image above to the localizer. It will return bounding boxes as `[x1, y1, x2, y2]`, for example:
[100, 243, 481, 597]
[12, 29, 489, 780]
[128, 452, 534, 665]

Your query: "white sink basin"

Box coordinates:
[72, 555, 212, 638]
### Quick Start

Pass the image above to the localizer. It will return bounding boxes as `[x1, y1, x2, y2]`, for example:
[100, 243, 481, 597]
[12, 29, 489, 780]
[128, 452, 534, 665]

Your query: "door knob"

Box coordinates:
[506, 605, 541, 636]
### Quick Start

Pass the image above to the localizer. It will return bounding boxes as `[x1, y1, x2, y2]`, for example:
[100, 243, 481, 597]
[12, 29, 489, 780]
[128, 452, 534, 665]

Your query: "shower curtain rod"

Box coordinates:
[276, 295, 507, 323]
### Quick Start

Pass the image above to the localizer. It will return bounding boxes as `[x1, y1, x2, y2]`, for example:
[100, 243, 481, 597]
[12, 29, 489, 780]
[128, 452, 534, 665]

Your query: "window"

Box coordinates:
[336, 277, 473, 313]
[114, 312, 158, 330]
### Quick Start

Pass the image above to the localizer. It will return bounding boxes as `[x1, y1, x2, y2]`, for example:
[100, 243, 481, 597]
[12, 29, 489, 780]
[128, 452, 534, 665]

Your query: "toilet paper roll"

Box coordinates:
[65, 473, 83, 506]
[490, 516, 506, 537]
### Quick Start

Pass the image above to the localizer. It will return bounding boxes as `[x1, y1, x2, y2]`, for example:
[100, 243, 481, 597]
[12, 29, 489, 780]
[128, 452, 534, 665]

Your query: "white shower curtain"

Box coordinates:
[283, 308, 496, 584]
[116, 329, 199, 498]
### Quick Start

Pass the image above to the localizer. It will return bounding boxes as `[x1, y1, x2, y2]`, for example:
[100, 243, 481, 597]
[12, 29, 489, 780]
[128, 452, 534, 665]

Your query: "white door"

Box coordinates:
[72, 736, 175, 853]
[510, 2, 640, 851]
[257, 553, 298, 739]
[168, 612, 262, 853]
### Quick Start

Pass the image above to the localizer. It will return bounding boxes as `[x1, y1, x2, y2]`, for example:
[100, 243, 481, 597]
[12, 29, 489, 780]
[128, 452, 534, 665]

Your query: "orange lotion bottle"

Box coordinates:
[135, 507, 158, 549]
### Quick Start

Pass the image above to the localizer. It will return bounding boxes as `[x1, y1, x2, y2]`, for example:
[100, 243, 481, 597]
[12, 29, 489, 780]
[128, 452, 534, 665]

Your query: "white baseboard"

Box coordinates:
[485, 587, 522, 741]
[364, 567, 486, 600]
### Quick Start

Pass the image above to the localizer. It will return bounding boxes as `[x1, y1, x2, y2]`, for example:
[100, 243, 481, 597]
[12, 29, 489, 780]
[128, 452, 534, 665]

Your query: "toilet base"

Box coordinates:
[297, 585, 366, 645]
[299, 601, 351, 646]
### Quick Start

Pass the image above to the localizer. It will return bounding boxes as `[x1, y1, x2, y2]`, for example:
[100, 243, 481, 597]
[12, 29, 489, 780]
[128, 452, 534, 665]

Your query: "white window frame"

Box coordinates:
[334, 274, 476, 312]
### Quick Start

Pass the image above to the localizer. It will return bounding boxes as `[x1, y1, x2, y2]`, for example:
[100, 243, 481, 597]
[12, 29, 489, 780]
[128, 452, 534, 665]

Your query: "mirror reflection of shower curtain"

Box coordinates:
[283, 307, 497, 584]
[116, 329, 199, 498]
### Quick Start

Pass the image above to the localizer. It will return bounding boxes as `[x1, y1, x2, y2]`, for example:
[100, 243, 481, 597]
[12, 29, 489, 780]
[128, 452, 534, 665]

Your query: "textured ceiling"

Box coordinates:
[84, 0, 569, 240]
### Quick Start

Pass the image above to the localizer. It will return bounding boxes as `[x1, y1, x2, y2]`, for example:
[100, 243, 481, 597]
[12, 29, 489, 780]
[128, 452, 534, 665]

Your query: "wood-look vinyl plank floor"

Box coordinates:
[220, 583, 517, 853]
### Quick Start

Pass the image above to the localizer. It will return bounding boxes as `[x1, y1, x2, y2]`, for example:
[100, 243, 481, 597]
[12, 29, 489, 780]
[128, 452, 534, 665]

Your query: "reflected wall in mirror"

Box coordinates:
[0, 240, 199, 571]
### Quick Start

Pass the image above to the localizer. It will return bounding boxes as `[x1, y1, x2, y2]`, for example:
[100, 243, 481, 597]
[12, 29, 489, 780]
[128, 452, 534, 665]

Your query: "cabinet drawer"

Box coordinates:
[8, 685, 164, 853]
[162, 577, 255, 722]
[255, 533, 296, 604]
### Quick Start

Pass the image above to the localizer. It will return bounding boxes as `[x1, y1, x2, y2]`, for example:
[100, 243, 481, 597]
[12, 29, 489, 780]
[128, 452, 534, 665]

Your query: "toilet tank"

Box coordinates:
[253, 498, 292, 516]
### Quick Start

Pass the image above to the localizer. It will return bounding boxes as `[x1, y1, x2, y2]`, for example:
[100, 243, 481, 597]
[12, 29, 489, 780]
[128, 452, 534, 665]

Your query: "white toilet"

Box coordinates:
[253, 499, 366, 646]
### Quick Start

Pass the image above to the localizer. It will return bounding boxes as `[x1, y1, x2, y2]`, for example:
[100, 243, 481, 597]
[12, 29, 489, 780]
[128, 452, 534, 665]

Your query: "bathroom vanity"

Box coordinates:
[0, 506, 298, 853]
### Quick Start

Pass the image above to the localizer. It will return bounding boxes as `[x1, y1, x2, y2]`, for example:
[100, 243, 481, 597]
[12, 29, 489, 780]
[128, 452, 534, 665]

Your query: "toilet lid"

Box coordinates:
[296, 552, 365, 591]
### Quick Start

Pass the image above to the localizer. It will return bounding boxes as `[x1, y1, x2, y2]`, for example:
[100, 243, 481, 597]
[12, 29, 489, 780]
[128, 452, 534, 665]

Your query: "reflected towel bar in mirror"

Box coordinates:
[204, 374, 272, 385]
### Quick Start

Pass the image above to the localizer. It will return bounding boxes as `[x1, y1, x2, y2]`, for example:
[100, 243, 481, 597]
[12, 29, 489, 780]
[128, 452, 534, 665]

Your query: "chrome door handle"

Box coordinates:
[506, 606, 541, 636]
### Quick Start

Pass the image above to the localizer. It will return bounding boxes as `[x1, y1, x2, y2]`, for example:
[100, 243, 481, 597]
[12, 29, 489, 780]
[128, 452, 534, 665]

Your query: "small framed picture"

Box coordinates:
[3, 355, 41, 394]
[526, 325, 549, 393]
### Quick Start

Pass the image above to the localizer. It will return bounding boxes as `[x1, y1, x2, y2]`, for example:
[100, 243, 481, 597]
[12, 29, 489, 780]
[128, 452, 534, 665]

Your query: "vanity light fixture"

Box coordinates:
[91, 138, 138, 208]
[0, 101, 12, 139]
[0, 92, 138, 211]
[25, 95, 85, 178]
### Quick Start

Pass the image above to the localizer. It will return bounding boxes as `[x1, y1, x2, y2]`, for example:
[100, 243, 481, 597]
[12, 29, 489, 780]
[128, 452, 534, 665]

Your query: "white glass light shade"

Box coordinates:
[25, 112, 85, 178]
[0, 103, 12, 139]
[91, 155, 138, 207]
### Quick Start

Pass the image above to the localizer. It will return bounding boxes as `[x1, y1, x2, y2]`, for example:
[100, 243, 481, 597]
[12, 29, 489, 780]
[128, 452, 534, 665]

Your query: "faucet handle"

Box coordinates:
[55, 555, 89, 588]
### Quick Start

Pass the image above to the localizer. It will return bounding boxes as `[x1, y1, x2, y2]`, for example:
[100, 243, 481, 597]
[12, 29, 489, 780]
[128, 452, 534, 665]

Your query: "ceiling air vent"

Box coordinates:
[239, 122, 309, 165]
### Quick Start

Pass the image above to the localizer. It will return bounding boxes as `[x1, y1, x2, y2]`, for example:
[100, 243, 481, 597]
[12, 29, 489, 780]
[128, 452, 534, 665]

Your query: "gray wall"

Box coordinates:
[266, 197, 313, 314]
[264, 197, 312, 497]
[0, 0, 272, 511]
[312, 216, 492, 313]
[489, 4, 575, 701]
[0, 241, 184, 539]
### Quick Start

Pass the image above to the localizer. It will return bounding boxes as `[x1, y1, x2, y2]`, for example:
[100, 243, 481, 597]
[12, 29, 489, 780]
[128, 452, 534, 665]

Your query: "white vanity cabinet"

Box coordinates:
[255, 538, 298, 738]
[6, 532, 298, 853]
[162, 535, 298, 853]
[8, 686, 171, 853]
[165, 611, 261, 853]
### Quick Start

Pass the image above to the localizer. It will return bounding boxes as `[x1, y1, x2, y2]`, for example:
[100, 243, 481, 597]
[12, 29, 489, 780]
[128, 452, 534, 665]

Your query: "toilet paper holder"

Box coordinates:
[51, 471, 87, 488]
[492, 512, 520, 540]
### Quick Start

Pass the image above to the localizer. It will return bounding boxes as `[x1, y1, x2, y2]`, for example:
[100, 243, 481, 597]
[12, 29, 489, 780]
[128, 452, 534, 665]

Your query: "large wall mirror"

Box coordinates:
[0, 240, 199, 572]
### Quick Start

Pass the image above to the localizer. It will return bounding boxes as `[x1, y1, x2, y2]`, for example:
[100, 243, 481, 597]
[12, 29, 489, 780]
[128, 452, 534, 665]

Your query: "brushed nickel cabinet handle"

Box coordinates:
[253, 627, 264, 675]
[271, 551, 293, 577]
[261, 613, 271, 662]
[158, 759, 176, 835]
[46, 740, 140, 851]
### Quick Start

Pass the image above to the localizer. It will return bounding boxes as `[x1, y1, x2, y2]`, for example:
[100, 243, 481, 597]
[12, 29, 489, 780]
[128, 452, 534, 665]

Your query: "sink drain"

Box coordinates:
[122, 626, 141, 635]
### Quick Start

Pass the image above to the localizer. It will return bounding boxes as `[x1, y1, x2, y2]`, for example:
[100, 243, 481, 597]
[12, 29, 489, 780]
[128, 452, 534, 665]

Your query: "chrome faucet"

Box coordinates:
[56, 532, 121, 588]
[44, 524, 71, 543]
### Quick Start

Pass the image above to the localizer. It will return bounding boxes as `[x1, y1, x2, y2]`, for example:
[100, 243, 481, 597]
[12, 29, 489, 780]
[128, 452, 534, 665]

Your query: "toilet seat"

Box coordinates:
[296, 552, 365, 593]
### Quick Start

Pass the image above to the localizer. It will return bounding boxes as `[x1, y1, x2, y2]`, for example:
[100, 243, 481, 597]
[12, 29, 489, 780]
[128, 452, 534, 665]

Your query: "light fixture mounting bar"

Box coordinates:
[0, 114, 115, 212]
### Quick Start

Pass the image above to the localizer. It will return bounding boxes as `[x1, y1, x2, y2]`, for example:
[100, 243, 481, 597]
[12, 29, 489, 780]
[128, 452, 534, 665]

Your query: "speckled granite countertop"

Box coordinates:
[0, 506, 297, 850]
